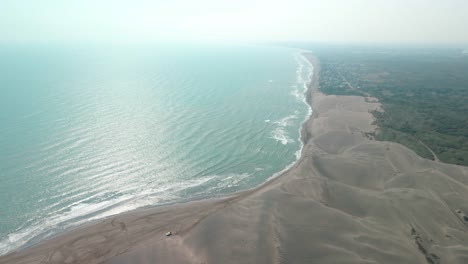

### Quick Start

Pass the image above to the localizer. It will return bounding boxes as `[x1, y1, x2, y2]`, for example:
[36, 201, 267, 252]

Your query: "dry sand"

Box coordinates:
[2, 54, 468, 264]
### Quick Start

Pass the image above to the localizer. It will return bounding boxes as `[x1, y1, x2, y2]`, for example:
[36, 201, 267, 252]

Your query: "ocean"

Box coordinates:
[0, 43, 312, 255]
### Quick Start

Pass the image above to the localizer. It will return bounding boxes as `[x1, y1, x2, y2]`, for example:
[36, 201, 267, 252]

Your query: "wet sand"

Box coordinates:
[2, 54, 468, 264]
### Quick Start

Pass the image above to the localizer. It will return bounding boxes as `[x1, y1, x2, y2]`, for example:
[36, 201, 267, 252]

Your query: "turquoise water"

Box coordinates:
[0, 44, 312, 254]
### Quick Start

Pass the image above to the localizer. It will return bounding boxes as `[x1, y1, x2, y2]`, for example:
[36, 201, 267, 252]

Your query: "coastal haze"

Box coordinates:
[1, 0, 468, 264]
[2, 0, 468, 45]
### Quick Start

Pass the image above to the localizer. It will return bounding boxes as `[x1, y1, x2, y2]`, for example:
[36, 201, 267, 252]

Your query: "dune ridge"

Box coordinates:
[2, 54, 468, 264]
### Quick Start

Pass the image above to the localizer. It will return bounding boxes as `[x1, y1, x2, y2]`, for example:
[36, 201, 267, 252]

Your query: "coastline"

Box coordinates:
[0, 52, 320, 263]
[0, 48, 310, 257]
[3, 54, 468, 264]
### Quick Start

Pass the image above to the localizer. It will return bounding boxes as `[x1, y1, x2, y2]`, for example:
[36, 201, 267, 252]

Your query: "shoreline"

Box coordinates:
[3, 54, 468, 264]
[0, 51, 319, 262]
[0, 50, 312, 257]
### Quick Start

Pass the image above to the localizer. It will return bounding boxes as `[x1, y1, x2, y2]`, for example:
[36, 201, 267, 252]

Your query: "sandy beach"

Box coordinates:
[2, 54, 468, 264]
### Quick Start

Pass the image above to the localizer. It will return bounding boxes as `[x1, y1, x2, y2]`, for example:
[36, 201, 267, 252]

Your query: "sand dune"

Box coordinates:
[2, 55, 468, 264]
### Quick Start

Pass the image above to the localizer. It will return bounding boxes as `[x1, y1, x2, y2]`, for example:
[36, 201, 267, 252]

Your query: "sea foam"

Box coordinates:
[269, 51, 313, 145]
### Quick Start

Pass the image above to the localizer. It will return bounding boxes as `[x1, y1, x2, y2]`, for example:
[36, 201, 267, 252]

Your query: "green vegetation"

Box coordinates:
[315, 47, 468, 166]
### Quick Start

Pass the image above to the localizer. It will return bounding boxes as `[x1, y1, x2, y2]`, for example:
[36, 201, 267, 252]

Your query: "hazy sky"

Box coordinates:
[2, 0, 468, 45]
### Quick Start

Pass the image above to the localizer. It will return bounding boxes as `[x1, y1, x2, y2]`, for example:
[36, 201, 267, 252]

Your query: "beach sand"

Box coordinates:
[2, 54, 468, 264]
